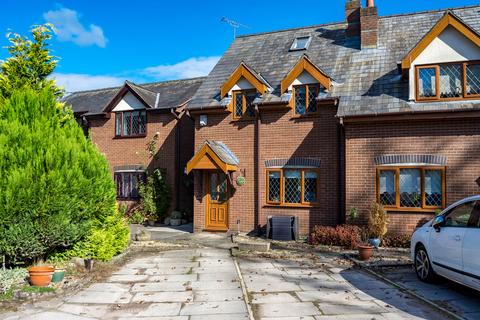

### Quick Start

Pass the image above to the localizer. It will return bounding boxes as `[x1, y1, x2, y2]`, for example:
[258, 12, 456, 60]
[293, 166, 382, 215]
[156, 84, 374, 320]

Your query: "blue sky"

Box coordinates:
[0, 0, 478, 92]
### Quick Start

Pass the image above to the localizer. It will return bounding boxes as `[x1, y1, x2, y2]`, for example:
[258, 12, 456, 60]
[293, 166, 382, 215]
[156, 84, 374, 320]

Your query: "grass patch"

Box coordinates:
[21, 286, 55, 294]
[0, 288, 14, 301]
[185, 267, 193, 275]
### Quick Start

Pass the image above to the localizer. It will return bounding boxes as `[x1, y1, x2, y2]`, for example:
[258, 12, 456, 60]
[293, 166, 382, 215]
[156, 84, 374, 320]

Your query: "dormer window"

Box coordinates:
[233, 90, 257, 119]
[290, 36, 311, 51]
[293, 84, 319, 115]
[416, 61, 480, 101]
[115, 110, 147, 137]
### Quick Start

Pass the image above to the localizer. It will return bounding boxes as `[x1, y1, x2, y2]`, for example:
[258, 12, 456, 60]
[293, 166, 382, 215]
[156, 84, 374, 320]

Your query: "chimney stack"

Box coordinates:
[345, 0, 378, 49]
[361, 0, 378, 49]
[345, 0, 361, 38]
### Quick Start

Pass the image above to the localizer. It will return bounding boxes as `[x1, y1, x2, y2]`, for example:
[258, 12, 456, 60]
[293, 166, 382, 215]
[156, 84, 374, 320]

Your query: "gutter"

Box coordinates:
[254, 104, 261, 233]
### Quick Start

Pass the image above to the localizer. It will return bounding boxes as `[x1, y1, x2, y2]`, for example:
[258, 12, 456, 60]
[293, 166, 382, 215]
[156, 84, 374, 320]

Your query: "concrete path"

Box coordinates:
[2, 248, 248, 320]
[238, 255, 452, 320]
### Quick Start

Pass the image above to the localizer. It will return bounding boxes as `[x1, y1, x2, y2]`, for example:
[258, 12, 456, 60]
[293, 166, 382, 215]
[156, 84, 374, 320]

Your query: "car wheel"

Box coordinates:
[415, 245, 436, 282]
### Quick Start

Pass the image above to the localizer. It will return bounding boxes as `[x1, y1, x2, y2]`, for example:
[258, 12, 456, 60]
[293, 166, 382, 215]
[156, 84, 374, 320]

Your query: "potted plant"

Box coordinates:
[51, 268, 66, 283]
[367, 202, 388, 249]
[357, 228, 374, 261]
[170, 211, 183, 226]
[28, 265, 55, 287]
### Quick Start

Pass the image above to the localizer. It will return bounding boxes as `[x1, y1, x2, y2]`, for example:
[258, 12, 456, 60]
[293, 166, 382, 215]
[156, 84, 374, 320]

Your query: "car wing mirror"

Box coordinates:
[433, 215, 445, 232]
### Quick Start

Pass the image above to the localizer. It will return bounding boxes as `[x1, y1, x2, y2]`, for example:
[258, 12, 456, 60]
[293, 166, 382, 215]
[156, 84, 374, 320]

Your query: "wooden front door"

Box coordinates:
[206, 171, 229, 231]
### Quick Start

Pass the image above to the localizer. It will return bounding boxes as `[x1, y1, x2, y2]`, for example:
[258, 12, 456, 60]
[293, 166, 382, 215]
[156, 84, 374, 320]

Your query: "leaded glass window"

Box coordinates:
[466, 63, 480, 96]
[304, 171, 318, 203]
[115, 171, 145, 198]
[377, 166, 445, 210]
[268, 171, 281, 203]
[418, 67, 437, 98]
[439, 64, 462, 98]
[284, 170, 301, 203]
[294, 84, 319, 115]
[379, 170, 396, 206]
[232, 90, 257, 119]
[416, 61, 480, 101]
[266, 169, 319, 206]
[115, 110, 147, 137]
[425, 170, 443, 207]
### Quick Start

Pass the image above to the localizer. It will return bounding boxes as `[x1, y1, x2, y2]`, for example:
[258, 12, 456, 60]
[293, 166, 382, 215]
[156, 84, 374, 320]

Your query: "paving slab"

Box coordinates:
[179, 301, 247, 315]
[194, 289, 244, 301]
[107, 274, 149, 283]
[56, 304, 110, 318]
[132, 291, 193, 303]
[256, 302, 321, 317]
[251, 292, 298, 304]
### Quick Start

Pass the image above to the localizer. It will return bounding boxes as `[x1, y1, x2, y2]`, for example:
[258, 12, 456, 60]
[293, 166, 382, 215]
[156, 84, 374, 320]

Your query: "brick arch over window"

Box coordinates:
[374, 154, 446, 166]
[265, 158, 321, 168]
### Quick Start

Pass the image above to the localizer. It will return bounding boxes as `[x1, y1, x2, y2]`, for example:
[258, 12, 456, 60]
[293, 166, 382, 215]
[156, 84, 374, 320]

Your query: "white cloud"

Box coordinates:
[43, 8, 107, 48]
[142, 56, 220, 80]
[52, 73, 124, 92]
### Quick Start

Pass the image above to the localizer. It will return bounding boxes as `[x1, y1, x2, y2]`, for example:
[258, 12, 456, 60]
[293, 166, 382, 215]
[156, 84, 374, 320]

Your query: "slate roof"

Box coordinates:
[204, 140, 240, 166]
[188, 5, 480, 117]
[64, 77, 205, 116]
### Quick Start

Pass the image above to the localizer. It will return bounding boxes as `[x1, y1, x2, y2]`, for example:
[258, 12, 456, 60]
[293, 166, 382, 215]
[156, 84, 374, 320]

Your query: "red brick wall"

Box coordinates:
[193, 105, 340, 236]
[89, 111, 193, 215]
[345, 117, 480, 235]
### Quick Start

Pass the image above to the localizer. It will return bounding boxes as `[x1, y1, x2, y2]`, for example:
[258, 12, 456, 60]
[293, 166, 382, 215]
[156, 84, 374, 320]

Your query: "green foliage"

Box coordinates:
[0, 24, 62, 98]
[51, 209, 130, 262]
[368, 202, 388, 238]
[128, 211, 146, 224]
[22, 285, 55, 294]
[0, 88, 119, 265]
[0, 268, 27, 295]
[138, 169, 172, 221]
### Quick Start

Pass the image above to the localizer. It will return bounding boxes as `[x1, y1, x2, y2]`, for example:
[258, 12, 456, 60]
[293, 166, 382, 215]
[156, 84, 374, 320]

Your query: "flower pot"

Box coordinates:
[28, 266, 55, 287]
[358, 245, 374, 261]
[52, 269, 66, 283]
[147, 220, 155, 227]
[170, 218, 181, 226]
[368, 238, 381, 249]
[164, 217, 171, 225]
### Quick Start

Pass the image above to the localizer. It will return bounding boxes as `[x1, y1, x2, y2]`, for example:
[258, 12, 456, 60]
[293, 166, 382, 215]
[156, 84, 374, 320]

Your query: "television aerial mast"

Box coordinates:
[221, 17, 250, 39]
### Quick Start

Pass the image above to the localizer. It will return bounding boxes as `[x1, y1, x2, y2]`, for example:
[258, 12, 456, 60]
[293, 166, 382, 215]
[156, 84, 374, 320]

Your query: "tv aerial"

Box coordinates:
[221, 17, 250, 39]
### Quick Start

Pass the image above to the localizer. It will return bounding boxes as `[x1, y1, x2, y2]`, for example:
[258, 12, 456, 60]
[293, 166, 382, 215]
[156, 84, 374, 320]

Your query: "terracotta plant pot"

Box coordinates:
[358, 244, 374, 261]
[28, 266, 55, 287]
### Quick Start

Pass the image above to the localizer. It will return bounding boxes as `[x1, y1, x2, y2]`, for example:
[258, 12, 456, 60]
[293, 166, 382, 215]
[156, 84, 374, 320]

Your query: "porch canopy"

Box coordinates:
[186, 140, 239, 174]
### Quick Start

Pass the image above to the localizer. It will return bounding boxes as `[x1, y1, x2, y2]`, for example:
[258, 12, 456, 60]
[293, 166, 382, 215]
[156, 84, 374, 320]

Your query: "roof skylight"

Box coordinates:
[290, 36, 311, 51]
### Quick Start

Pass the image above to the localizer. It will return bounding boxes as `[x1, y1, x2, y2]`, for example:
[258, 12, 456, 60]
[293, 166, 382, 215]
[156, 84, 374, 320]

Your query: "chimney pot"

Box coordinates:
[367, 0, 374, 7]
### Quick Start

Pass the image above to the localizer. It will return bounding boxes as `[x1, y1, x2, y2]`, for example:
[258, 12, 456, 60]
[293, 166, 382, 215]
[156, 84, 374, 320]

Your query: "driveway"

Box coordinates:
[378, 266, 480, 320]
[238, 254, 450, 320]
[1, 231, 455, 320]
[3, 248, 248, 320]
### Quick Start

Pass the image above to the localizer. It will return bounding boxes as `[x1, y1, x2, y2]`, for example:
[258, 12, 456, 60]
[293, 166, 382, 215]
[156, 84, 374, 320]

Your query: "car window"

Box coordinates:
[444, 201, 476, 227]
[471, 201, 480, 228]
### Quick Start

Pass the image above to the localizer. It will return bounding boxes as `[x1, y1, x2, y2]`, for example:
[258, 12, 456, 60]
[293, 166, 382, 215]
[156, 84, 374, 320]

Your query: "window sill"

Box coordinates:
[291, 113, 320, 119]
[231, 117, 255, 123]
[114, 134, 147, 139]
[264, 203, 319, 209]
[383, 207, 442, 213]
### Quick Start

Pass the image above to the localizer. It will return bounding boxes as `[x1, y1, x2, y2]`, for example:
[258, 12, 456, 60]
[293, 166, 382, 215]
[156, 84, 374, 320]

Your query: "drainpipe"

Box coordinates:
[337, 116, 346, 225]
[174, 110, 181, 211]
[254, 105, 261, 234]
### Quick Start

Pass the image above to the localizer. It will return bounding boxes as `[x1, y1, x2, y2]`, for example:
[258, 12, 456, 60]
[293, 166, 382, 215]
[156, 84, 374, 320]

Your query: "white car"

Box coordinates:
[411, 195, 480, 291]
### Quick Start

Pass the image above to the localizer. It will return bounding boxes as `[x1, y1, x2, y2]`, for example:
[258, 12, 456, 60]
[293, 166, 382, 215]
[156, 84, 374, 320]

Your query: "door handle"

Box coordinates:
[454, 235, 461, 241]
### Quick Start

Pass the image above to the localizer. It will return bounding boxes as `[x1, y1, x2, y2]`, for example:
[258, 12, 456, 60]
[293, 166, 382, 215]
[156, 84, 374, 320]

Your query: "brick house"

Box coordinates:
[65, 78, 204, 217]
[186, 1, 480, 236]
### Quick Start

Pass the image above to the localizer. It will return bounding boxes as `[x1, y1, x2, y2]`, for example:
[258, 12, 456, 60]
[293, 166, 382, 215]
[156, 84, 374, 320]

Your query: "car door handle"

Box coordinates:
[454, 235, 461, 241]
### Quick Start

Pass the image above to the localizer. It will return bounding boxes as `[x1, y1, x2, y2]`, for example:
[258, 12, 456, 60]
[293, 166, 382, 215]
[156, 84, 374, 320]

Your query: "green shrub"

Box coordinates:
[0, 88, 120, 265]
[50, 208, 130, 262]
[0, 268, 27, 295]
[128, 210, 146, 224]
[138, 169, 171, 221]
